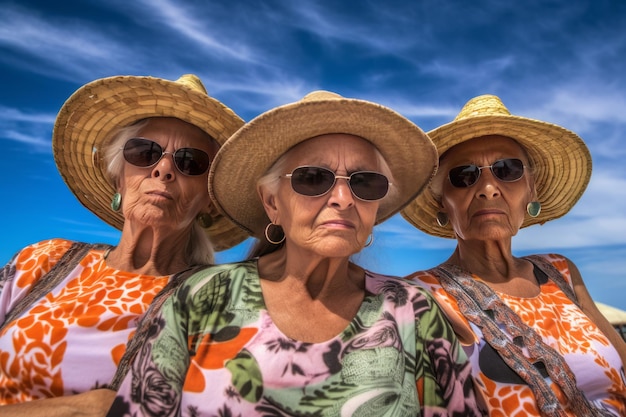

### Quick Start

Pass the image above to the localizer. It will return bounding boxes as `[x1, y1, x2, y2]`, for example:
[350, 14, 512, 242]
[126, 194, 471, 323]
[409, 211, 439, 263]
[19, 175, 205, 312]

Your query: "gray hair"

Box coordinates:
[103, 118, 215, 265]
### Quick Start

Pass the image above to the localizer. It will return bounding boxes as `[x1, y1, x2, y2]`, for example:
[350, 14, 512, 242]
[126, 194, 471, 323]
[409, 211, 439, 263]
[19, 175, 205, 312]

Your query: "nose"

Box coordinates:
[474, 169, 500, 199]
[327, 177, 355, 209]
[152, 152, 176, 181]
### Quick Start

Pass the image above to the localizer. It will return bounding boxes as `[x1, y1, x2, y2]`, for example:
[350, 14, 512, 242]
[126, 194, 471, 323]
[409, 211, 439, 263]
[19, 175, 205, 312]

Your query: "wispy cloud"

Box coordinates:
[0, 7, 133, 80]
[0, 105, 55, 151]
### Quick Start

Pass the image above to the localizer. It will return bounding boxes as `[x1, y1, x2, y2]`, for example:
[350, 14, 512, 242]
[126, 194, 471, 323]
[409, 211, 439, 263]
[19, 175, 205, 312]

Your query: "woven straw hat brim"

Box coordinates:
[209, 94, 438, 238]
[401, 114, 592, 238]
[52, 75, 249, 250]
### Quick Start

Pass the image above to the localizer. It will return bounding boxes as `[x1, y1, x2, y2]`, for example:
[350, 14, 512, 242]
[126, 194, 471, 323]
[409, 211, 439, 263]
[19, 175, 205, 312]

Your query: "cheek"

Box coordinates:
[179, 179, 211, 207]
[359, 203, 379, 228]
[440, 188, 465, 214]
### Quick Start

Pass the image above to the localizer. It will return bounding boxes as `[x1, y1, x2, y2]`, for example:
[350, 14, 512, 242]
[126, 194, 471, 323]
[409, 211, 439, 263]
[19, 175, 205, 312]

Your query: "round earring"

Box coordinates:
[364, 234, 374, 248]
[436, 212, 449, 227]
[196, 213, 213, 228]
[264, 223, 285, 245]
[527, 201, 541, 218]
[111, 192, 122, 212]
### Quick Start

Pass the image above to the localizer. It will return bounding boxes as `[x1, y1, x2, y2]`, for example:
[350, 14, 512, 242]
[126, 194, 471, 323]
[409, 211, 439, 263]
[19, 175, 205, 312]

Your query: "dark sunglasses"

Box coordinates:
[283, 166, 390, 201]
[448, 158, 525, 188]
[122, 137, 211, 176]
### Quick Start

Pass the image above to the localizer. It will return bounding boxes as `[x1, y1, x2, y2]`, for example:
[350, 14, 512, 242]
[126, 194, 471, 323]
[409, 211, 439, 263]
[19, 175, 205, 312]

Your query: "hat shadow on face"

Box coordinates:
[209, 90, 439, 238]
[52, 74, 249, 251]
[401, 94, 592, 239]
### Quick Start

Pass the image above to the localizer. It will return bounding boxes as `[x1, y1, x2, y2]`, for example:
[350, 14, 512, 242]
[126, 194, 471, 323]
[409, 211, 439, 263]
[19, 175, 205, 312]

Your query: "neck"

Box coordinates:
[105, 223, 194, 276]
[258, 246, 365, 301]
[447, 238, 522, 282]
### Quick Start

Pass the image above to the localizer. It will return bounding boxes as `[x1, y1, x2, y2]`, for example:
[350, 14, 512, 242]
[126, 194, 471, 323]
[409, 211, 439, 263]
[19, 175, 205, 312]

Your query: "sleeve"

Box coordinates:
[0, 239, 74, 324]
[106, 265, 230, 417]
[413, 288, 484, 416]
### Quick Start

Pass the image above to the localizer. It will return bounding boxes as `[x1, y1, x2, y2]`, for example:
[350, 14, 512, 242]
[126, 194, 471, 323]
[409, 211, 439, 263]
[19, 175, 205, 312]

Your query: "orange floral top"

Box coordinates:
[407, 253, 626, 417]
[0, 239, 170, 404]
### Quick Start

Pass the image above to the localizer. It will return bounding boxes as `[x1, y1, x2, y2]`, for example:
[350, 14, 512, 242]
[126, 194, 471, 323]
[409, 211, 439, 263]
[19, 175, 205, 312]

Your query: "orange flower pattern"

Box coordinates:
[407, 253, 626, 416]
[0, 239, 170, 404]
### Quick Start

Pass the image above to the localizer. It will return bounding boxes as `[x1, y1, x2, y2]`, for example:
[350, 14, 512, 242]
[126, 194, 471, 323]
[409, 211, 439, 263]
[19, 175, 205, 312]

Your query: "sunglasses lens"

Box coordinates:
[123, 138, 210, 176]
[449, 158, 525, 188]
[349, 172, 389, 201]
[173, 148, 211, 176]
[290, 167, 336, 196]
[123, 138, 163, 167]
[492, 158, 524, 182]
[449, 165, 480, 188]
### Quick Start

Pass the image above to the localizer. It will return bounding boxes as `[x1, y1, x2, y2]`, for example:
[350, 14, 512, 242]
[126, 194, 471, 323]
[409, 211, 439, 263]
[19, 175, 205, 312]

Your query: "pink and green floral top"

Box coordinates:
[107, 260, 483, 416]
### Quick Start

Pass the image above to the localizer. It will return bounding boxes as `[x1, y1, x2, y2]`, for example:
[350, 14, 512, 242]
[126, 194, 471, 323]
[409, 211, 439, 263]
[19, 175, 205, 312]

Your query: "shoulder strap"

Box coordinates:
[107, 264, 209, 390]
[524, 254, 580, 307]
[0, 242, 111, 332]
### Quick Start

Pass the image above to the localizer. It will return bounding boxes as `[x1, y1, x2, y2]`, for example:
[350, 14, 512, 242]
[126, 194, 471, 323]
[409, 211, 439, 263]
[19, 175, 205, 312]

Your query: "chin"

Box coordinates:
[312, 241, 361, 258]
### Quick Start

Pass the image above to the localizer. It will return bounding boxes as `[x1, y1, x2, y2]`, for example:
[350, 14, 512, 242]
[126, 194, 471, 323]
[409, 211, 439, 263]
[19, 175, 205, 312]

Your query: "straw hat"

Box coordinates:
[52, 74, 249, 250]
[209, 90, 438, 238]
[401, 94, 592, 238]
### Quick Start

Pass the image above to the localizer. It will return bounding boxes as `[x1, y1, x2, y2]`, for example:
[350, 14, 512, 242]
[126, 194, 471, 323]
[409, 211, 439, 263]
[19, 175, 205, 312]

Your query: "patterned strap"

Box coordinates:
[107, 264, 209, 390]
[431, 262, 612, 417]
[0, 242, 112, 333]
[523, 255, 580, 308]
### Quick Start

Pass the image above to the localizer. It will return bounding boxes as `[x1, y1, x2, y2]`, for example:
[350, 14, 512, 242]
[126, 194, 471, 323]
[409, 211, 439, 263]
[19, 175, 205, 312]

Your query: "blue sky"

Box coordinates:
[1, 0, 626, 309]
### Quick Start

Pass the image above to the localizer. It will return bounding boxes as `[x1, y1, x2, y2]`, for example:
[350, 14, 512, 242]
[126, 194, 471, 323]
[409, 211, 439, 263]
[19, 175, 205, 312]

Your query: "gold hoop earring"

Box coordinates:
[364, 234, 374, 248]
[264, 223, 285, 245]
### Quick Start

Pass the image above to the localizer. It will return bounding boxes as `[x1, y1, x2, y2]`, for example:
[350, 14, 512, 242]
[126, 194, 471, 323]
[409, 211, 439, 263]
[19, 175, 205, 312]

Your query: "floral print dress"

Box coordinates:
[108, 260, 483, 417]
[0, 239, 171, 404]
[407, 253, 626, 417]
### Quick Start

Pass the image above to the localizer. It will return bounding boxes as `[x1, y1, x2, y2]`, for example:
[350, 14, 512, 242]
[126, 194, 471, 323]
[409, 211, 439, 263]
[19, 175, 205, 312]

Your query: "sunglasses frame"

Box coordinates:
[448, 158, 526, 188]
[282, 166, 391, 201]
[122, 137, 211, 176]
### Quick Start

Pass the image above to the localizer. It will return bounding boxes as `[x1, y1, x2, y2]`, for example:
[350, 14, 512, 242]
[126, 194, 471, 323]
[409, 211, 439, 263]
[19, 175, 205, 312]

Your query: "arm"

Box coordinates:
[415, 289, 484, 416]
[566, 257, 626, 367]
[0, 389, 116, 417]
[106, 273, 204, 417]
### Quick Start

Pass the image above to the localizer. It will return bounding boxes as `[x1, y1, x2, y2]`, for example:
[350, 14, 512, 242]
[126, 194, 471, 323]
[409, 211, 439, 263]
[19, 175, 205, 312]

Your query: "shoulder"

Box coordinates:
[524, 253, 577, 286]
[8, 238, 78, 271]
[524, 253, 570, 270]
[365, 270, 442, 311]
[177, 260, 258, 300]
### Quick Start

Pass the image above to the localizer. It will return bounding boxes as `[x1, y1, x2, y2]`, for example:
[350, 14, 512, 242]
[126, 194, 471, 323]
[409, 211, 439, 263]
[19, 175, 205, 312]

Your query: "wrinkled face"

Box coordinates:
[260, 134, 383, 258]
[437, 135, 535, 242]
[118, 117, 219, 232]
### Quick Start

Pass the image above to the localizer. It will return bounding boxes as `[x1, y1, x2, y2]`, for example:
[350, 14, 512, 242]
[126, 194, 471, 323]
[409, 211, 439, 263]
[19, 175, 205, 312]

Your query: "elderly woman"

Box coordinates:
[0, 74, 247, 416]
[106, 91, 484, 416]
[403, 95, 626, 416]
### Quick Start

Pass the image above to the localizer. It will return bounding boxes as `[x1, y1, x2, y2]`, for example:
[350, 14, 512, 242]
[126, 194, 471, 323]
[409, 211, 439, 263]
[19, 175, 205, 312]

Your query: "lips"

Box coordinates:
[146, 190, 173, 200]
[321, 219, 355, 229]
[472, 208, 506, 218]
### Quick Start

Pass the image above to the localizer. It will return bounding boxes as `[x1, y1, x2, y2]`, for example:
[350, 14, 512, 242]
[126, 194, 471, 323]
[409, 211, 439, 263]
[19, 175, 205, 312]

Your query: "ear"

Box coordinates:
[200, 201, 220, 217]
[527, 174, 538, 202]
[257, 184, 280, 224]
[436, 194, 448, 214]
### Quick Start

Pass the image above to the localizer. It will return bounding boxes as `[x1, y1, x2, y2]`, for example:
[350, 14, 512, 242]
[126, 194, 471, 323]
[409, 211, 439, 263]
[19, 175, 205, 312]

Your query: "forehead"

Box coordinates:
[138, 117, 217, 152]
[285, 133, 380, 165]
[441, 135, 528, 164]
